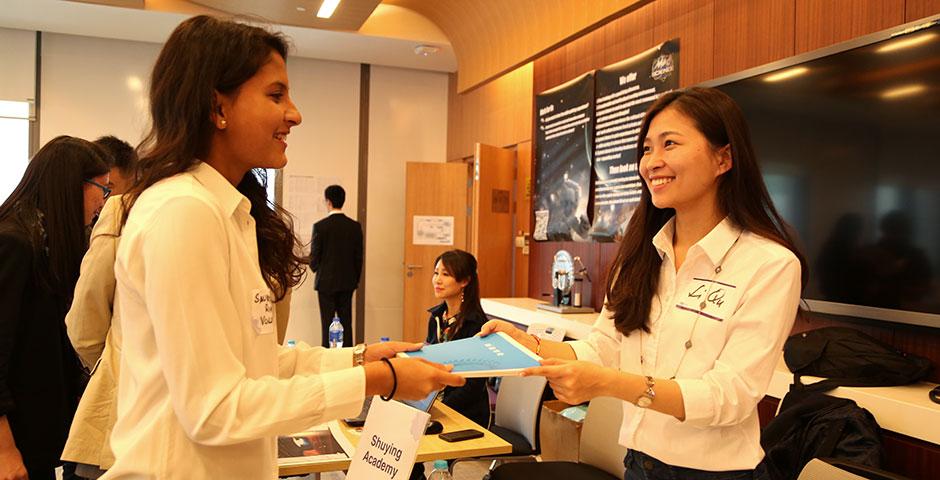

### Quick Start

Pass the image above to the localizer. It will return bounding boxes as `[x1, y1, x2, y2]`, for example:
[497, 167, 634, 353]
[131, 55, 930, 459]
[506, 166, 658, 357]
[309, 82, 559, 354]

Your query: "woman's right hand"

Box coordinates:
[478, 320, 537, 352]
[390, 358, 465, 400]
[364, 357, 465, 401]
[0, 444, 28, 480]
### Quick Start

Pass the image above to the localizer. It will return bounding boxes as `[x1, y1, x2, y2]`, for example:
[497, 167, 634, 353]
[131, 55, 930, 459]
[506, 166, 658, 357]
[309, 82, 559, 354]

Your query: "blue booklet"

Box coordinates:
[399, 332, 542, 377]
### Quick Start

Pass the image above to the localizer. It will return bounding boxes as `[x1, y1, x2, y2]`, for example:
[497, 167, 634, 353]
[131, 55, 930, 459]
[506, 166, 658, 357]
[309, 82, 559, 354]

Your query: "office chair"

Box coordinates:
[489, 395, 628, 480]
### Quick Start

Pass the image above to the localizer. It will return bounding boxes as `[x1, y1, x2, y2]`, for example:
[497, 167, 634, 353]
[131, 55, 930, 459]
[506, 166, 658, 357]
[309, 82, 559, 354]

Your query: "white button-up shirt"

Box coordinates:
[103, 163, 365, 479]
[570, 217, 801, 471]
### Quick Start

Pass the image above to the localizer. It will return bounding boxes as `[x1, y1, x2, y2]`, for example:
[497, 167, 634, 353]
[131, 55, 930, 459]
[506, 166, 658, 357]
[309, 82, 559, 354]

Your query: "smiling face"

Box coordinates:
[639, 107, 731, 215]
[432, 260, 469, 302]
[212, 52, 302, 180]
[82, 172, 110, 226]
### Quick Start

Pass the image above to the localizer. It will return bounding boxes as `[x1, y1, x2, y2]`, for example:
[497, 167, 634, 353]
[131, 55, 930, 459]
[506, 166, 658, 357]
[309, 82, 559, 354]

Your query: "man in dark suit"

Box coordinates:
[310, 185, 363, 348]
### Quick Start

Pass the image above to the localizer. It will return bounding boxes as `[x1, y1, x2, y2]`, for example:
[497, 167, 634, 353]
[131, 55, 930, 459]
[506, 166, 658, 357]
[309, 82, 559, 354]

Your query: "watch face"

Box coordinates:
[637, 396, 652, 408]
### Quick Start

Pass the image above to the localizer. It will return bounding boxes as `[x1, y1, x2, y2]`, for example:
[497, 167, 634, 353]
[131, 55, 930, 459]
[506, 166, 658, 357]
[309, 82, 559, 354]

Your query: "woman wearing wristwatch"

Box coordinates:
[482, 87, 806, 479]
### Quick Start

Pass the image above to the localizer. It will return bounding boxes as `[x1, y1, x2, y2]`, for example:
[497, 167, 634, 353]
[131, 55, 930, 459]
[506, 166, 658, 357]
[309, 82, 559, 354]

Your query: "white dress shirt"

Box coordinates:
[102, 163, 365, 479]
[569, 217, 801, 471]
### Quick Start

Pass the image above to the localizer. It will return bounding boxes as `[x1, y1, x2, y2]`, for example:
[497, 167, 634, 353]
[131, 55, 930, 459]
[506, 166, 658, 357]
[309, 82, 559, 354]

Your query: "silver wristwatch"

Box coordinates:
[353, 343, 367, 366]
[636, 375, 656, 408]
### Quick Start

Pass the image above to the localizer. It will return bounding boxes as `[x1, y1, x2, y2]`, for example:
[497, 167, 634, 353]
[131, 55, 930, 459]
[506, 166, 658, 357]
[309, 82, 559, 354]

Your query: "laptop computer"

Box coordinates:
[343, 390, 440, 428]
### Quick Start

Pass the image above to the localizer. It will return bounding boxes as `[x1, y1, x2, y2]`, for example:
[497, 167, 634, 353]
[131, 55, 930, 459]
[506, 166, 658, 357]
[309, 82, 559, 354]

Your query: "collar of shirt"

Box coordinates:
[190, 162, 251, 219]
[328, 210, 343, 216]
[651, 216, 742, 266]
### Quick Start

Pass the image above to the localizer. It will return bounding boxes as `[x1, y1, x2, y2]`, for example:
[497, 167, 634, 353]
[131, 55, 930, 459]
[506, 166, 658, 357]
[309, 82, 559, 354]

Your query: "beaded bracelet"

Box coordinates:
[530, 334, 542, 355]
[380, 357, 397, 401]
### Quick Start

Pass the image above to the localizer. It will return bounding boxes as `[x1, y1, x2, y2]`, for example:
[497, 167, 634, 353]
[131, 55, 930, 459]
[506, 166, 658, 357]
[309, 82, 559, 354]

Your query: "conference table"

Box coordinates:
[278, 402, 512, 477]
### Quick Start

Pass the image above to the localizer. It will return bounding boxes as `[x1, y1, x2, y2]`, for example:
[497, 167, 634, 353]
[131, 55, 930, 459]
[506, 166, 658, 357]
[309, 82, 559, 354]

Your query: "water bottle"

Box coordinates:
[380, 337, 390, 343]
[427, 460, 452, 480]
[328, 314, 344, 348]
[286, 339, 296, 348]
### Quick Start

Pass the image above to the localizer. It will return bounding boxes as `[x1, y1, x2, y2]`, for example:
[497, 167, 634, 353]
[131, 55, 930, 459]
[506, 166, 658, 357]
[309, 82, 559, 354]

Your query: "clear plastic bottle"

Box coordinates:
[427, 460, 452, 480]
[328, 314, 344, 348]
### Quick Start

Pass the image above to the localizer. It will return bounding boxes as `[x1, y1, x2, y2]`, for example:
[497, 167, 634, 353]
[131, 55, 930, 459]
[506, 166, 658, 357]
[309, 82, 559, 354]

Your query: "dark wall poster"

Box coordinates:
[590, 40, 679, 241]
[533, 73, 595, 242]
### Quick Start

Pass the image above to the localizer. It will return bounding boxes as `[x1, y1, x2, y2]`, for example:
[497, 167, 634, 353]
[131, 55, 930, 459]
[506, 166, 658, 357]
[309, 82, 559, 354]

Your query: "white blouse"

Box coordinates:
[103, 163, 365, 479]
[569, 217, 802, 471]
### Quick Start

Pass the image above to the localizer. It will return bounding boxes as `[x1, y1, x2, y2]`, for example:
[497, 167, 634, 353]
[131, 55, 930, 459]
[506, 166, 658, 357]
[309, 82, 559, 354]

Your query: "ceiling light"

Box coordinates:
[881, 84, 926, 99]
[414, 45, 441, 57]
[317, 0, 340, 18]
[876, 32, 937, 53]
[763, 67, 809, 83]
[126, 75, 143, 92]
[296, 6, 306, 12]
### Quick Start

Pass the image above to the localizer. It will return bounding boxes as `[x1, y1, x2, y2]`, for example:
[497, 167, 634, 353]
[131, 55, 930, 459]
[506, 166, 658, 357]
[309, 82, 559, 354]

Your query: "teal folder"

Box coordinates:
[400, 332, 543, 377]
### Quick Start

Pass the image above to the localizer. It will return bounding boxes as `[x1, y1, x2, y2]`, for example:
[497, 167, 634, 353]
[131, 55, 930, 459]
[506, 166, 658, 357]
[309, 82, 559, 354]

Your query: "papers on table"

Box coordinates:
[277, 421, 355, 466]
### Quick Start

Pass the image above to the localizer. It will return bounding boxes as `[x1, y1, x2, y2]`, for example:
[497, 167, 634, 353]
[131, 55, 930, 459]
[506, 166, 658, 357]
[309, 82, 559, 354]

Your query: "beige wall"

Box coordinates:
[365, 65, 449, 342]
[0, 27, 36, 102]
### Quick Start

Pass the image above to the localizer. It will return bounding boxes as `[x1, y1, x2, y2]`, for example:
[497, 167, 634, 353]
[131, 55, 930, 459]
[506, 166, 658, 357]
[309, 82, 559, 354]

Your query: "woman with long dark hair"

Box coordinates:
[426, 250, 489, 427]
[0, 136, 110, 480]
[483, 87, 806, 479]
[101, 16, 462, 479]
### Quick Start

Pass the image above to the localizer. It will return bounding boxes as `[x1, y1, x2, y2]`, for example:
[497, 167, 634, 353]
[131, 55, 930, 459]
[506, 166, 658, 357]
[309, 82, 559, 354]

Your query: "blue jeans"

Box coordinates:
[624, 450, 769, 480]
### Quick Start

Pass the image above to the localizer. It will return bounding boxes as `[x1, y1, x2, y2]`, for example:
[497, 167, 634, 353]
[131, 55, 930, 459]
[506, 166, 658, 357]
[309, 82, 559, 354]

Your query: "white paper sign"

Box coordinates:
[346, 398, 428, 480]
[412, 215, 454, 246]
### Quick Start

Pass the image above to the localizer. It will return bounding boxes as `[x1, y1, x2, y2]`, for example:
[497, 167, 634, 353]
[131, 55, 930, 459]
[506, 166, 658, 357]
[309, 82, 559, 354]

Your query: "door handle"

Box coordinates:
[406, 264, 423, 269]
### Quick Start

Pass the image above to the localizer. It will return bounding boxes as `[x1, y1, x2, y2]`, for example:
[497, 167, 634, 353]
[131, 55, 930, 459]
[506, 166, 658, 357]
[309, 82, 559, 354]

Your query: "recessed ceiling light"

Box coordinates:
[876, 32, 937, 53]
[881, 84, 926, 99]
[317, 0, 340, 19]
[414, 45, 441, 56]
[763, 66, 809, 83]
[296, 6, 306, 12]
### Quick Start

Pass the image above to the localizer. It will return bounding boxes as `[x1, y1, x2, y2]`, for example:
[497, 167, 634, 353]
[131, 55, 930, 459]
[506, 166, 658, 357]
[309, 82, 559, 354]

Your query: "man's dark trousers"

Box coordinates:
[310, 212, 363, 348]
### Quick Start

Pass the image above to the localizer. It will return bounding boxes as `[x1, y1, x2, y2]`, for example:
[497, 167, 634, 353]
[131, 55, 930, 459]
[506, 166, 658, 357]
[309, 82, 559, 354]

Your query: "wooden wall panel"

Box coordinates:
[447, 63, 533, 161]
[714, 0, 796, 78]
[795, 0, 906, 54]
[905, 0, 940, 20]
[653, 0, 716, 87]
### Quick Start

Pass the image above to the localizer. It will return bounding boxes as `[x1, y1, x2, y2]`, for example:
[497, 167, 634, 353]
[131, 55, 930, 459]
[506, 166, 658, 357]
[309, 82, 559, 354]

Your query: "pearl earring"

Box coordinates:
[219, 119, 227, 128]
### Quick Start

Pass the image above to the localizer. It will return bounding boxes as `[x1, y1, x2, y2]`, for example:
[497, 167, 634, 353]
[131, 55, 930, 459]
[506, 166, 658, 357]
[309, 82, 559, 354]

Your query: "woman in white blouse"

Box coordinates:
[483, 87, 806, 479]
[100, 16, 464, 480]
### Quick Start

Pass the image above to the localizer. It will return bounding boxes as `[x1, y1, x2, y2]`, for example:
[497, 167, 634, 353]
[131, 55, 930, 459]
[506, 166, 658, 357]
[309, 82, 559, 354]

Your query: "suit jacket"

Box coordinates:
[310, 212, 363, 292]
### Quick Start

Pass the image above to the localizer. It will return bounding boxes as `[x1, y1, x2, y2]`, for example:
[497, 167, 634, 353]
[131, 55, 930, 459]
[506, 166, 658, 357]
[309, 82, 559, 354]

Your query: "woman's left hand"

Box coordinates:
[523, 358, 617, 404]
[364, 341, 424, 362]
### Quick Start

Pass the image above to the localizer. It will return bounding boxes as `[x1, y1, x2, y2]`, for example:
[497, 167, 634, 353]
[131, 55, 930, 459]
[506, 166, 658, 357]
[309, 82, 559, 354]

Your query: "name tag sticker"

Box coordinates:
[676, 278, 739, 322]
[251, 288, 276, 335]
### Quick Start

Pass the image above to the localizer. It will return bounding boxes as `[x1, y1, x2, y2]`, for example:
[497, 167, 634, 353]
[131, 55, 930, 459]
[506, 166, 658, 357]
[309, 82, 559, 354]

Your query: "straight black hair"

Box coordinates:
[435, 249, 485, 335]
[0, 135, 110, 295]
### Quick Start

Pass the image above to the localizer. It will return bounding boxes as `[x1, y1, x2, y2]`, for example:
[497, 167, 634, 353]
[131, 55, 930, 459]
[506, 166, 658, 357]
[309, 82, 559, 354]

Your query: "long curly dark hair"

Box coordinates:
[606, 87, 807, 335]
[121, 15, 305, 300]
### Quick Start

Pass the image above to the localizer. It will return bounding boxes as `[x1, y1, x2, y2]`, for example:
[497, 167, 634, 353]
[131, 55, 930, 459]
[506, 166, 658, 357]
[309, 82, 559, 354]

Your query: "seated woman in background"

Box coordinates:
[0, 136, 110, 480]
[426, 249, 490, 428]
[410, 250, 490, 479]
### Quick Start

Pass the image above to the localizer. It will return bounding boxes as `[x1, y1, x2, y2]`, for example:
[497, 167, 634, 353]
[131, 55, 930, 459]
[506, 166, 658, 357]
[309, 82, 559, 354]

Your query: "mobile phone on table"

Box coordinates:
[438, 429, 484, 442]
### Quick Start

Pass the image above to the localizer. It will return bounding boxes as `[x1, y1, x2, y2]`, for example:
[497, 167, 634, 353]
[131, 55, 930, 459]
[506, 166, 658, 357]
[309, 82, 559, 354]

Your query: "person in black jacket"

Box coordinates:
[0, 136, 110, 480]
[425, 250, 490, 428]
[310, 185, 363, 348]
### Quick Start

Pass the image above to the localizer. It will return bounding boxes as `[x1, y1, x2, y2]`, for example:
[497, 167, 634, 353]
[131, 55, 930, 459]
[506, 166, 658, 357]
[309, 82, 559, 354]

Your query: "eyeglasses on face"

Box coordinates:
[84, 179, 112, 199]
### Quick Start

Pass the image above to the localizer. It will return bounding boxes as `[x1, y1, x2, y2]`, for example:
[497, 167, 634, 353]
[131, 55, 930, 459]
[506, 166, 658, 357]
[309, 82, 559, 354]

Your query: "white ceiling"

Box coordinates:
[0, 0, 457, 72]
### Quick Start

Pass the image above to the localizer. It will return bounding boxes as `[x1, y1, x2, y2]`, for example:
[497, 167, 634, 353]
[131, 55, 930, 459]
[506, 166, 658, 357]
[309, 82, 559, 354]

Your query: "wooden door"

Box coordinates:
[403, 162, 469, 342]
[471, 143, 516, 298]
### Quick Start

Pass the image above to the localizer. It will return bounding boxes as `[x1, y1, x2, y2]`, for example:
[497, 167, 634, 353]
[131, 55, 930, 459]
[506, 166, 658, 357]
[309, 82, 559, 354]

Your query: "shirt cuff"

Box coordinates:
[318, 366, 367, 421]
[674, 378, 715, 427]
[319, 346, 355, 373]
[567, 340, 602, 364]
